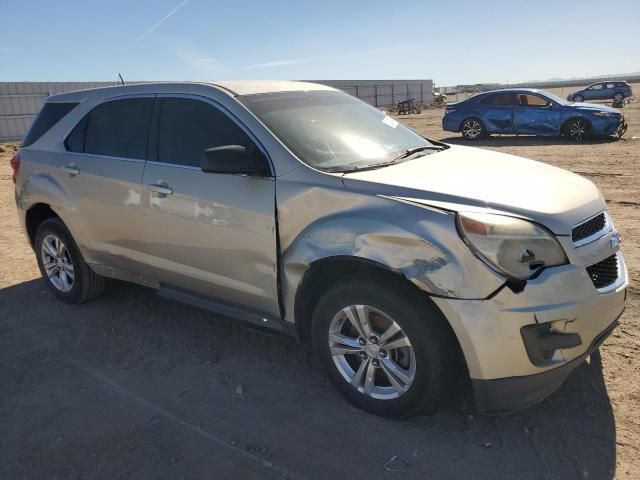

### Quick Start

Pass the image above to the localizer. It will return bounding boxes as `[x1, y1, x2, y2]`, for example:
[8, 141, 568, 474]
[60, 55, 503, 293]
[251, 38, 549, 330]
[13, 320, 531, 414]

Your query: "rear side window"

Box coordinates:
[83, 98, 153, 159]
[480, 94, 515, 106]
[157, 98, 255, 168]
[65, 115, 88, 152]
[22, 102, 78, 147]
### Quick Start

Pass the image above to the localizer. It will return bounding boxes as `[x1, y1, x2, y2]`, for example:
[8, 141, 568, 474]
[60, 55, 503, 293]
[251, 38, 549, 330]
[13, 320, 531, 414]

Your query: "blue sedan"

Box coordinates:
[442, 88, 627, 142]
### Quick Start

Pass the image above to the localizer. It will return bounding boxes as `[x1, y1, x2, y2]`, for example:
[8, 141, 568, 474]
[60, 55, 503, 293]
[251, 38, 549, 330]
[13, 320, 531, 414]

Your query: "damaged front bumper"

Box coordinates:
[431, 251, 628, 414]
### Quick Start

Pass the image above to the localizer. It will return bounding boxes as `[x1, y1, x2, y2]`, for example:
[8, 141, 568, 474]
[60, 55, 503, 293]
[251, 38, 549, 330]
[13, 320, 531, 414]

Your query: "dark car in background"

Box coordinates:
[567, 81, 633, 103]
[442, 88, 627, 142]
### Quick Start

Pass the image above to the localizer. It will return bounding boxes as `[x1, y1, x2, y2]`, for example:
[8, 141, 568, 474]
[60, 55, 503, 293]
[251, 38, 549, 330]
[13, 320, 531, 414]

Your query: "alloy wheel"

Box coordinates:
[41, 234, 75, 292]
[328, 304, 416, 400]
[462, 120, 482, 139]
[569, 119, 588, 141]
[613, 93, 624, 103]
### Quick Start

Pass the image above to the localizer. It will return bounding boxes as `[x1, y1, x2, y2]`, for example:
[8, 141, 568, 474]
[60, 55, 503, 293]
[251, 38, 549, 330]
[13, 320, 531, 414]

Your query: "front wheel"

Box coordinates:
[312, 280, 455, 418]
[460, 118, 485, 140]
[612, 93, 624, 103]
[564, 118, 592, 142]
[573, 94, 584, 102]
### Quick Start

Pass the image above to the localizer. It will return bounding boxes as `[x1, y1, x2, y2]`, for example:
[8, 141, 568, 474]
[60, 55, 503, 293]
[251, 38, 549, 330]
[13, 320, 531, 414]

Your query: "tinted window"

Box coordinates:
[590, 84, 604, 90]
[84, 98, 153, 159]
[65, 115, 88, 152]
[157, 98, 259, 168]
[23, 102, 78, 147]
[480, 93, 516, 106]
[517, 94, 550, 107]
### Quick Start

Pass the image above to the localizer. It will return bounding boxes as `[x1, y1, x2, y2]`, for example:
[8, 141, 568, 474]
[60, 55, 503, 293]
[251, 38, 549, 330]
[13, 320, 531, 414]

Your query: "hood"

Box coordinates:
[570, 102, 620, 114]
[341, 145, 604, 234]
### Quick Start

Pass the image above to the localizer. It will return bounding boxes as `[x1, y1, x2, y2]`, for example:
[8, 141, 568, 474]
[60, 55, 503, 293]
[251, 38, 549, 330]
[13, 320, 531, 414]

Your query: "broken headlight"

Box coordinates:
[457, 212, 568, 280]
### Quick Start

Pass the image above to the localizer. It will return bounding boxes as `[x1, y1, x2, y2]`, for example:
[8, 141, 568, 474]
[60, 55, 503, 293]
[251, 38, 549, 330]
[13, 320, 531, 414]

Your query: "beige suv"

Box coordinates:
[12, 81, 627, 418]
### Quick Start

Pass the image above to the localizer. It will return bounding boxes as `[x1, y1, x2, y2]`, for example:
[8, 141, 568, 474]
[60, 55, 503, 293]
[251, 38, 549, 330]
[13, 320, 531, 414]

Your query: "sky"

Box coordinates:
[1, 0, 638, 86]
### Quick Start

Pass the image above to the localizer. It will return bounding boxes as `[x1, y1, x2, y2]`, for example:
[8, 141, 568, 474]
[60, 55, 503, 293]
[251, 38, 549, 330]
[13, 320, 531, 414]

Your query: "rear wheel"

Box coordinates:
[564, 118, 591, 142]
[35, 218, 107, 303]
[460, 118, 485, 140]
[312, 280, 455, 418]
[573, 94, 584, 102]
[612, 93, 624, 103]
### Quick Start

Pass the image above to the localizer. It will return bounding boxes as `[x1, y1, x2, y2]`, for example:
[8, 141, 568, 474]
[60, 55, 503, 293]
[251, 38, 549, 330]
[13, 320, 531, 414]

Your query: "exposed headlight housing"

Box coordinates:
[457, 212, 568, 280]
[592, 111, 618, 118]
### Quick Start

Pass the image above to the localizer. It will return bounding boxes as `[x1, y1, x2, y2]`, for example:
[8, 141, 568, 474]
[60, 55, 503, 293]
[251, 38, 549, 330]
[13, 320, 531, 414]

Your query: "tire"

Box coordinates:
[564, 118, 592, 142]
[612, 93, 624, 103]
[311, 280, 456, 418]
[35, 218, 107, 303]
[573, 94, 584, 102]
[460, 118, 485, 140]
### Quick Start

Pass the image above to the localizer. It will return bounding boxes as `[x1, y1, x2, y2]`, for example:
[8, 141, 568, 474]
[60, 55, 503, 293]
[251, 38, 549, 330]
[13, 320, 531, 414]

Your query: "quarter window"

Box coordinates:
[157, 98, 264, 169]
[82, 98, 154, 159]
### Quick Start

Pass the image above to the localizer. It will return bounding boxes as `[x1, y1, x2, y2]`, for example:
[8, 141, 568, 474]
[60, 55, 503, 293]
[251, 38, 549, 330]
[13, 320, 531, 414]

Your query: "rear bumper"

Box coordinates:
[472, 316, 620, 414]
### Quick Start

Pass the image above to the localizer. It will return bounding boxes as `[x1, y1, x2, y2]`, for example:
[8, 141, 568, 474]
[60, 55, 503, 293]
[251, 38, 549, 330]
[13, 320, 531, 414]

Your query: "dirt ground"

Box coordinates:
[1, 89, 639, 479]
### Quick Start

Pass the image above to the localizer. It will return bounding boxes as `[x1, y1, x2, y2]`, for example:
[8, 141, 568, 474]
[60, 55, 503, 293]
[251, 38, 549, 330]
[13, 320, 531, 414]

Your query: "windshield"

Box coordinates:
[541, 90, 569, 105]
[239, 90, 438, 172]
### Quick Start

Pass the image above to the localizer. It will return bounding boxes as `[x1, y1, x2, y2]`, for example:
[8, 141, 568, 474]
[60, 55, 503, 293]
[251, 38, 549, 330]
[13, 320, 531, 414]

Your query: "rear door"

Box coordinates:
[62, 96, 153, 275]
[141, 95, 279, 317]
[478, 93, 516, 133]
[513, 93, 560, 135]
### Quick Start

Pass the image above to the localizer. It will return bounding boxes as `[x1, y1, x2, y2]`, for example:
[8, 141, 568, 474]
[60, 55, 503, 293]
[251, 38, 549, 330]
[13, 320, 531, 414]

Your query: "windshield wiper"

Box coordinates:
[324, 145, 445, 173]
[392, 145, 444, 162]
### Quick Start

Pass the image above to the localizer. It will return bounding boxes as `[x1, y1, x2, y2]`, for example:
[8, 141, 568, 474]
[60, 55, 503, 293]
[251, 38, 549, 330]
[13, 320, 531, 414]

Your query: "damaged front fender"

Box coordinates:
[277, 171, 505, 324]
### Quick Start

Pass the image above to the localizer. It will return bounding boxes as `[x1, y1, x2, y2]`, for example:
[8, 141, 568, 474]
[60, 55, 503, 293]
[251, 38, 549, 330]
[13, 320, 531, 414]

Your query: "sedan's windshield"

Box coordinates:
[239, 90, 441, 172]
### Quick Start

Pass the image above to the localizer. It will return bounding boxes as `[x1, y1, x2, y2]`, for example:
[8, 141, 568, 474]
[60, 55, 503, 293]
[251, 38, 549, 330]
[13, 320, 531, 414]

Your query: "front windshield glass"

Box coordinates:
[540, 90, 568, 105]
[239, 90, 436, 172]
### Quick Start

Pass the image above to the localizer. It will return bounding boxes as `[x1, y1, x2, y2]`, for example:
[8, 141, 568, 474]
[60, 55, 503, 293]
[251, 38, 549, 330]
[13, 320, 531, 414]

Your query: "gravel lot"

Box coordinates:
[1, 91, 638, 479]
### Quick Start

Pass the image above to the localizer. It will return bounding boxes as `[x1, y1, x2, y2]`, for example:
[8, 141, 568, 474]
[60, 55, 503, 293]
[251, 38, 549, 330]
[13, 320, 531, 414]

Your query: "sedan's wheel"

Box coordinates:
[461, 118, 484, 140]
[329, 305, 416, 400]
[612, 93, 624, 103]
[35, 218, 107, 303]
[312, 280, 456, 418]
[566, 118, 591, 142]
[573, 94, 584, 102]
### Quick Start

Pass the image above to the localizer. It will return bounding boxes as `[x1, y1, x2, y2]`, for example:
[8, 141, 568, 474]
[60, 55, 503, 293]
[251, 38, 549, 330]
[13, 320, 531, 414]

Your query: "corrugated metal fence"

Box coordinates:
[0, 82, 117, 142]
[311, 80, 433, 108]
[0, 79, 433, 142]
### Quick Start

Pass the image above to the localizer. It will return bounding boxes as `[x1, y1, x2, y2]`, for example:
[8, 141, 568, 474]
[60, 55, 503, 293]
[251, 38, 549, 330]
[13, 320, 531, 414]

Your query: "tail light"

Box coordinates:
[10, 151, 20, 183]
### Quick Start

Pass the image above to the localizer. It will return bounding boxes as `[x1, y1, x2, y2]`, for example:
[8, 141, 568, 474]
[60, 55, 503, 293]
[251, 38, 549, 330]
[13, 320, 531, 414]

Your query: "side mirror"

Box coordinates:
[200, 145, 269, 176]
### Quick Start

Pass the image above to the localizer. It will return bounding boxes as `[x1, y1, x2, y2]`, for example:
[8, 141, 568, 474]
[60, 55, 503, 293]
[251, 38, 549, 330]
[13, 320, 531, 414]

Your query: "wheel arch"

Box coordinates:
[25, 203, 61, 247]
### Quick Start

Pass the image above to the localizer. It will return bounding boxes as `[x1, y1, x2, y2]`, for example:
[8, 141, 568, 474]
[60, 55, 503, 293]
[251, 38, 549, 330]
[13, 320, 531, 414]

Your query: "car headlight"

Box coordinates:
[457, 212, 568, 280]
[592, 111, 618, 118]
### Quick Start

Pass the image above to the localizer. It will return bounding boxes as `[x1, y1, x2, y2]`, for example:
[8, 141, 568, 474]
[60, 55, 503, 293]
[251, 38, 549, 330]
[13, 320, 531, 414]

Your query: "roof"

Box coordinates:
[47, 80, 336, 103]
[211, 80, 336, 95]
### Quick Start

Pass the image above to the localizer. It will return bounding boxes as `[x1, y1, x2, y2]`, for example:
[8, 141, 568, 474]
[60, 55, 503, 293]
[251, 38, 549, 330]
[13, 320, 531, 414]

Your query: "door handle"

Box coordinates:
[61, 164, 80, 176]
[146, 183, 173, 197]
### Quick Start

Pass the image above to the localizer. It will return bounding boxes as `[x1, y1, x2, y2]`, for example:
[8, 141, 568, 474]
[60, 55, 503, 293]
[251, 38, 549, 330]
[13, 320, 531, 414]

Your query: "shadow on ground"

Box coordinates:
[0, 279, 617, 479]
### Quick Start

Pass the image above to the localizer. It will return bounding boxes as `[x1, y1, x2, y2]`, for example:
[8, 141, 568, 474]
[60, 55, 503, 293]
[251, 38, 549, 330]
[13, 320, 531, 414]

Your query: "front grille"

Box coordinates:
[572, 213, 606, 243]
[586, 254, 619, 289]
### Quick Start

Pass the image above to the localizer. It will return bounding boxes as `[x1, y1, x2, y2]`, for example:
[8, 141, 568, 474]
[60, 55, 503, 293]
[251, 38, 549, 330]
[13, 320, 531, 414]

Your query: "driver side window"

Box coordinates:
[157, 97, 268, 171]
[517, 94, 550, 108]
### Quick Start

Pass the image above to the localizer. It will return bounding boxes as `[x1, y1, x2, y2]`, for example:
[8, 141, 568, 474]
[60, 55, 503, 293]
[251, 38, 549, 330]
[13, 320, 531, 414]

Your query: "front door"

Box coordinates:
[513, 94, 560, 135]
[141, 96, 279, 317]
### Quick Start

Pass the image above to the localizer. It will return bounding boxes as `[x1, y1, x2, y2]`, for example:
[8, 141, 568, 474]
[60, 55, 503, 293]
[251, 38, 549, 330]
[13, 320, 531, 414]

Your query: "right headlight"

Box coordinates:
[457, 212, 568, 280]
